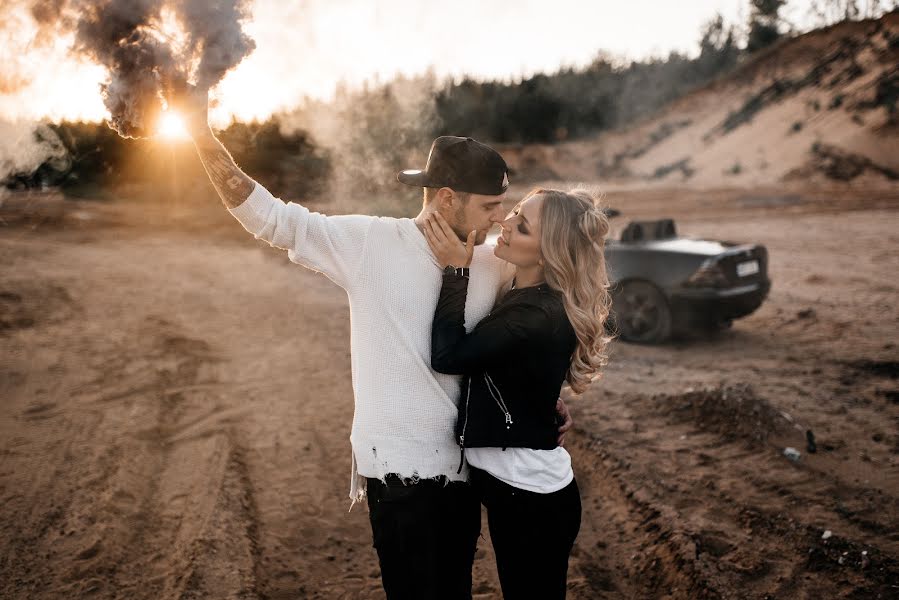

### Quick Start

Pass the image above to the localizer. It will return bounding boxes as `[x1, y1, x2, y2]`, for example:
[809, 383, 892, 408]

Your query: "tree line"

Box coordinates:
[5, 3, 895, 200]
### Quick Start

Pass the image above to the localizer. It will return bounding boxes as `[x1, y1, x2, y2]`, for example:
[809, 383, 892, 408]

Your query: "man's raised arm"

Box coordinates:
[173, 86, 374, 291]
[177, 86, 255, 209]
[193, 129, 256, 210]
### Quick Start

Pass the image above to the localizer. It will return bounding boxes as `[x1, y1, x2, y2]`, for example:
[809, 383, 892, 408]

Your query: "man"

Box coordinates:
[178, 88, 571, 599]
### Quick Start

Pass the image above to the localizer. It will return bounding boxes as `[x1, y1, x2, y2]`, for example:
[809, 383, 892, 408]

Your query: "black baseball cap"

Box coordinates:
[397, 136, 510, 196]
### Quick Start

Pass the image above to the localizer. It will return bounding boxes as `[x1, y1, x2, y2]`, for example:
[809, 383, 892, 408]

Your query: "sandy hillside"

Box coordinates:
[1, 179, 897, 599]
[501, 12, 899, 188]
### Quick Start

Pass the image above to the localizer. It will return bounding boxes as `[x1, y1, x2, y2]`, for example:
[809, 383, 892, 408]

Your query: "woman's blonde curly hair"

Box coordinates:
[527, 187, 613, 393]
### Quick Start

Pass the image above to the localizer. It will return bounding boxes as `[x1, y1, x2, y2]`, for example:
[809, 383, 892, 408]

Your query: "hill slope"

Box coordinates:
[503, 12, 899, 188]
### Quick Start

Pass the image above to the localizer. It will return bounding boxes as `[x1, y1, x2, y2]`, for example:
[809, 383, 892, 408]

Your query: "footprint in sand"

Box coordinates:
[110, 489, 137, 511]
[694, 529, 736, 558]
[21, 401, 58, 420]
[75, 539, 102, 560]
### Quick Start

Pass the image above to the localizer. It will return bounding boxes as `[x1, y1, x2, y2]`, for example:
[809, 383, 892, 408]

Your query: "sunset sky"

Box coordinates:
[0, 0, 867, 125]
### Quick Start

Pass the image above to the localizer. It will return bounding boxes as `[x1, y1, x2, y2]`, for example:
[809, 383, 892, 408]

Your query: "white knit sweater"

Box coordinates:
[229, 183, 511, 503]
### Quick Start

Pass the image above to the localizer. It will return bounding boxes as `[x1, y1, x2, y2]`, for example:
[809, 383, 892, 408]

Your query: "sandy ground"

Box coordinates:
[1, 183, 898, 599]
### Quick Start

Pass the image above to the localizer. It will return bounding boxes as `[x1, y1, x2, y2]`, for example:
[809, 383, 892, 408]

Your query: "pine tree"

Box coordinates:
[747, 0, 787, 52]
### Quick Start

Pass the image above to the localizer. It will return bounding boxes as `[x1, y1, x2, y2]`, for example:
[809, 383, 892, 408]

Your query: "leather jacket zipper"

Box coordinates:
[484, 373, 513, 450]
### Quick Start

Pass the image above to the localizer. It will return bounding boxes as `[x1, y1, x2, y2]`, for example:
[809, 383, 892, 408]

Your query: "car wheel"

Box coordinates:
[611, 280, 672, 343]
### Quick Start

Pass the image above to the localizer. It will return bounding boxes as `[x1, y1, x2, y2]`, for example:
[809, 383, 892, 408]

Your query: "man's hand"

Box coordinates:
[166, 83, 255, 209]
[168, 82, 211, 140]
[556, 397, 572, 446]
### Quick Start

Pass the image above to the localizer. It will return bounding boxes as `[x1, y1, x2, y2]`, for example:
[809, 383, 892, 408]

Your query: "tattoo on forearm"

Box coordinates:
[195, 137, 255, 209]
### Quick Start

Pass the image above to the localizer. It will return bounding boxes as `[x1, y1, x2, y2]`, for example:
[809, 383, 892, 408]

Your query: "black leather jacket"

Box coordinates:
[431, 273, 577, 470]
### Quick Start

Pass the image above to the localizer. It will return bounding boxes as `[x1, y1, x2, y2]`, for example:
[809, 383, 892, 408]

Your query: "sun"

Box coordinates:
[157, 110, 190, 140]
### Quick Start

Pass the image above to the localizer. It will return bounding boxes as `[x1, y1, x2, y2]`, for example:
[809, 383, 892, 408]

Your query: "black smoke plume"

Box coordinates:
[27, 0, 255, 138]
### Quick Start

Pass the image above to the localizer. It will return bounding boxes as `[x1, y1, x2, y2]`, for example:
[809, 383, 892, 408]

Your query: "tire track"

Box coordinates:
[3, 310, 265, 599]
[567, 430, 721, 599]
[178, 439, 262, 600]
[566, 383, 899, 600]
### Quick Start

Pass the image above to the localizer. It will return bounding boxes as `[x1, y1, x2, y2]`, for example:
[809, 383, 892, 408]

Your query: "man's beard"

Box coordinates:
[452, 206, 489, 246]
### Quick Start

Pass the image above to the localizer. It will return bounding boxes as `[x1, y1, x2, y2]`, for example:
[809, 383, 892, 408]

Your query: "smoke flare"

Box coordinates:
[0, 118, 68, 197]
[27, 0, 256, 138]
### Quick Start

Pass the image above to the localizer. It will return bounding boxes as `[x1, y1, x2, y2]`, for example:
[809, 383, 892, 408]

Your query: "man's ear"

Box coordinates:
[436, 187, 455, 209]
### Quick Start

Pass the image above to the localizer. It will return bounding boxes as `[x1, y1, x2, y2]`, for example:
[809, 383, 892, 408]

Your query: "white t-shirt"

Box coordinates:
[466, 446, 574, 494]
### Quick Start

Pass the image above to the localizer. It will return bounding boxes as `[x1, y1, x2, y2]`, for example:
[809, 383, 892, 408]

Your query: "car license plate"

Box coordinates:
[737, 260, 759, 277]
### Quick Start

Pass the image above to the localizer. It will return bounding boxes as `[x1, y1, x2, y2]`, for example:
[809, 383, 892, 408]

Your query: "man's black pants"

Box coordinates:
[469, 466, 582, 600]
[367, 475, 481, 600]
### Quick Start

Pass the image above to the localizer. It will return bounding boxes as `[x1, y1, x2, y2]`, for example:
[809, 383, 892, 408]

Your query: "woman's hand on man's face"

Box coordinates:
[423, 212, 475, 268]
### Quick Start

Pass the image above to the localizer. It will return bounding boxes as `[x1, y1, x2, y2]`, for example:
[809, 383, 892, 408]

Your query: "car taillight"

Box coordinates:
[685, 259, 730, 288]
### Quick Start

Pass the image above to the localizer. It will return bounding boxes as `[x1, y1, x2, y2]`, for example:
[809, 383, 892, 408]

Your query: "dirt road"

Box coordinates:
[1, 184, 897, 599]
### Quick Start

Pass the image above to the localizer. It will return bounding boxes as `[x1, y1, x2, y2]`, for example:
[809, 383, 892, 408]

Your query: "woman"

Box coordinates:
[422, 188, 612, 599]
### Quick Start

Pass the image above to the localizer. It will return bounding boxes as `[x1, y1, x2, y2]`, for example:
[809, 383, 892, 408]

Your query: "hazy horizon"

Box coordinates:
[0, 0, 874, 126]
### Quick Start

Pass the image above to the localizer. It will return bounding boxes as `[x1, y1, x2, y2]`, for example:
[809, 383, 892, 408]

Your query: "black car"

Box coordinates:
[604, 215, 770, 343]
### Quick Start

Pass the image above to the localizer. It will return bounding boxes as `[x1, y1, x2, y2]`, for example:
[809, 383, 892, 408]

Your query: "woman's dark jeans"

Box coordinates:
[469, 466, 582, 600]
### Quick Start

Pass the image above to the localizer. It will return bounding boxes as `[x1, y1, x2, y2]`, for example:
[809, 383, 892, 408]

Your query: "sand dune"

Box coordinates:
[501, 12, 899, 189]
